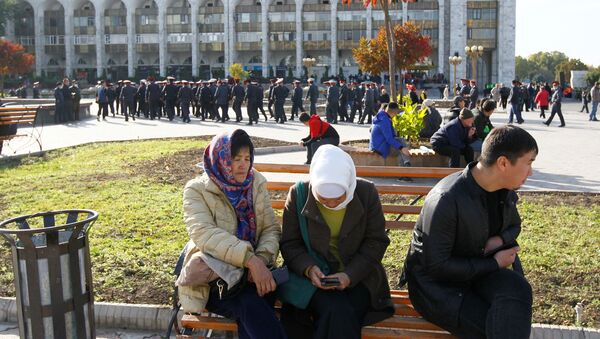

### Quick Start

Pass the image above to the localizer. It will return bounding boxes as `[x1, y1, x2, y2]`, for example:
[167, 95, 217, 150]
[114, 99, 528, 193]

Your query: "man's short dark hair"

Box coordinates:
[480, 125, 538, 167]
[299, 112, 311, 122]
[387, 102, 399, 110]
[230, 129, 254, 158]
[482, 100, 497, 113]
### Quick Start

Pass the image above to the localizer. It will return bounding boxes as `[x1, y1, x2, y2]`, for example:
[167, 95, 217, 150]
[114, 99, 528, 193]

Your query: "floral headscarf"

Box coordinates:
[203, 130, 256, 246]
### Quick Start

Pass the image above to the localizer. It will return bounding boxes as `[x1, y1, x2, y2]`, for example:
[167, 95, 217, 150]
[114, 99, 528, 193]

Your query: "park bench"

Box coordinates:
[175, 163, 460, 339]
[0, 106, 42, 155]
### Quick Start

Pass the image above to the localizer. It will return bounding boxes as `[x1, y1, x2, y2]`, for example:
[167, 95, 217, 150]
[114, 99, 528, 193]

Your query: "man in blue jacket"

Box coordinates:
[369, 102, 412, 174]
[430, 108, 476, 168]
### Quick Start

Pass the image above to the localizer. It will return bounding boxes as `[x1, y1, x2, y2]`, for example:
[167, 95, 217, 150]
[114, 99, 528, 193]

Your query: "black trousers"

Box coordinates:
[326, 103, 338, 123]
[444, 269, 532, 339]
[309, 101, 317, 115]
[359, 106, 373, 124]
[181, 102, 191, 122]
[149, 100, 160, 120]
[433, 144, 474, 168]
[305, 137, 340, 163]
[291, 102, 304, 119]
[281, 283, 371, 339]
[218, 103, 229, 121]
[97, 102, 108, 119]
[545, 102, 565, 126]
[233, 99, 243, 121]
[275, 102, 286, 122]
[350, 103, 362, 122]
[123, 101, 136, 120]
[338, 100, 349, 121]
[166, 99, 176, 120]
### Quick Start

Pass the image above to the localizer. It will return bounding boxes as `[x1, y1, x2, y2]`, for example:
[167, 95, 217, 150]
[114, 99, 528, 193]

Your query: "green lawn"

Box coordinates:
[0, 138, 598, 328]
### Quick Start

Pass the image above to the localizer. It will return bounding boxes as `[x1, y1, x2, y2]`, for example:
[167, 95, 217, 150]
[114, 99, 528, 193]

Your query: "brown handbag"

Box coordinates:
[175, 251, 218, 287]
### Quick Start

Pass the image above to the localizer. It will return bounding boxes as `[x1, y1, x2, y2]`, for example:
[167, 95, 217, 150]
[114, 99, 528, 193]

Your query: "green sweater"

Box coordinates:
[317, 203, 346, 270]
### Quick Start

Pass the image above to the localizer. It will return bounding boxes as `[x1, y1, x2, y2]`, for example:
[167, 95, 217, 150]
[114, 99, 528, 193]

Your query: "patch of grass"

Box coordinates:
[0, 141, 598, 328]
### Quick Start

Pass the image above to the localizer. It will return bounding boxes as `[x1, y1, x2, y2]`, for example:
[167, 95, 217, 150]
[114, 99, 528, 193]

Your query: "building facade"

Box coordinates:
[4, 0, 515, 85]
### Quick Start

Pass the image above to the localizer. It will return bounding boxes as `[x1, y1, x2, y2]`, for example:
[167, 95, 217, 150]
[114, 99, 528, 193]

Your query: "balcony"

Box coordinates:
[236, 41, 262, 51]
[167, 43, 191, 52]
[105, 34, 128, 44]
[303, 21, 331, 30]
[45, 45, 65, 54]
[236, 23, 262, 32]
[136, 44, 159, 53]
[74, 27, 95, 35]
[199, 24, 225, 33]
[45, 35, 64, 45]
[269, 22, 296, 31]
[270, 41, 295, 50]
[467, 1, 497, 9]
[466, 39, 496, 49]
[467, 20, 497, 28]
[168, 33, 192, 43]
[17, 36, 34, 46]
[236, 5, 261, 13]
[74, 35, 96, 45]
[137, 25, 158, 34]
[408, 1, 438, 10]
[337, 3, 368, 11]
[337, 21, 366, 30]
[303, 4, 331, 11]
[167, 24, 191, 33]
[268, 4, 296, 12]
[200, 7, 224, 14]
[105, 26, 127, 34]
[199, 42, 224, 52]
[106, 44, 127, 53]
[337, 40, 359, 50]
[136, 34, 159, 44]
[75, 45, 94, 54]
[303, 41, 331, 50]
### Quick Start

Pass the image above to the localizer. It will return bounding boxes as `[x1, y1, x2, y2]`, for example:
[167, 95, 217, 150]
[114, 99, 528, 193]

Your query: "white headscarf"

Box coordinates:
[309, 145, 357, 211]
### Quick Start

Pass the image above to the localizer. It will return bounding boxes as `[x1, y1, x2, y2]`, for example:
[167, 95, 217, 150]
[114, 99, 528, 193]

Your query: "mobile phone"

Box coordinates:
[320, 277, 340, 287]
[271, 266, 289, 285]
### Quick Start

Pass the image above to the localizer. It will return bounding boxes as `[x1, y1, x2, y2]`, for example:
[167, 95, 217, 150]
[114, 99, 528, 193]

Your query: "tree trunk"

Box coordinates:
[0, 75, 4, 98]
[381, 0, 396, 99]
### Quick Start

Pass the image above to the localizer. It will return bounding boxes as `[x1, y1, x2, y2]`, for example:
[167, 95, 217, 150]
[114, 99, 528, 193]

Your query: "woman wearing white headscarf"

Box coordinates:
[279, 145, 394, 339]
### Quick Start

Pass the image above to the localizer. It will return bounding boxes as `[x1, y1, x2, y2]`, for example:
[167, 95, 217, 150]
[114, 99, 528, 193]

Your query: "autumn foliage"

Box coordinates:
[0, 38, 34, 94]
[0, 38, 34, 77]
[353, 22, 432, 76]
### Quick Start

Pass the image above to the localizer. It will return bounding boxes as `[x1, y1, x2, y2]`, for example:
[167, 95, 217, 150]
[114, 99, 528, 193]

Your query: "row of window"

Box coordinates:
[467, 8, 496, 21]
[467, 28, 495, 39]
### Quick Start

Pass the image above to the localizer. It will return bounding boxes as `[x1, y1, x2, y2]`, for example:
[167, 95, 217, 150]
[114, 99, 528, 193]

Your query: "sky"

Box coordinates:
[515, 0, 599, 67]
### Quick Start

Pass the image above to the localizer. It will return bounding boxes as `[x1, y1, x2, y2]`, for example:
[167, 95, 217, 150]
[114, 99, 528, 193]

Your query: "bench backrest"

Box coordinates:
[254, 163, 460, 230]
[0, 106, 39, 125]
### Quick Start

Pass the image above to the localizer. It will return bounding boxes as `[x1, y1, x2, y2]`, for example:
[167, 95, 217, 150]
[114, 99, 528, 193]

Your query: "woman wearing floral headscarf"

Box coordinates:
[280, 145, 394, 339]
[178, 129, 286, 339]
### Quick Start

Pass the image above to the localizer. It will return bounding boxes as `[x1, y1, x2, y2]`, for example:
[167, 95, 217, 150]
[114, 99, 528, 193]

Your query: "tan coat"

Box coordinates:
[178, 169, 281, 313]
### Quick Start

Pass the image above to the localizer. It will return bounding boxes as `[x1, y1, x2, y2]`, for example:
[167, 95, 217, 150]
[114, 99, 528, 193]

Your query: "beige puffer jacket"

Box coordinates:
[178, 169, 280, 313]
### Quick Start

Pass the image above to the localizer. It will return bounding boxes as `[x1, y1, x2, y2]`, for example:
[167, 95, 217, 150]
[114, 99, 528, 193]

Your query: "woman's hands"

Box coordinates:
[246, 255, 276, 297]
[307, 266, 351, 290]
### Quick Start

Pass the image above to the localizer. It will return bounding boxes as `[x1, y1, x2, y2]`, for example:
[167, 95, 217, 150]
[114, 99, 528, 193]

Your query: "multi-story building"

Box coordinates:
[4, 0, 515, 85]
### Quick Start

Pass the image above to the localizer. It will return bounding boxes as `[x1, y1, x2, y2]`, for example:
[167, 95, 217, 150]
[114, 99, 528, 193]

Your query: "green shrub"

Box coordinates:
[392, 94, 427, 146]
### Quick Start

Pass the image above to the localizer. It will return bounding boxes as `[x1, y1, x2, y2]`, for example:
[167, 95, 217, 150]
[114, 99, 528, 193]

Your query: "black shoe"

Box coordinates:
[246, 122, 253, 125]
[397, 177, 413, 182]
[559, 124, 565, 127]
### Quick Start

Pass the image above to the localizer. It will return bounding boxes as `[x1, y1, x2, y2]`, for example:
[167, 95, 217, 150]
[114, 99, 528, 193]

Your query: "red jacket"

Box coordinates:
[309, 114, 330, 138]
[534, 89, 549, 107]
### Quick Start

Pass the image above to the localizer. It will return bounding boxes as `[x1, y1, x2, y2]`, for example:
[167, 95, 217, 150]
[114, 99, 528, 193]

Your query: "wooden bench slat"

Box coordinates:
[386, 220, 416, 230]
[266, 181, 431, 195]
[373, 316, 447, 332]
[362, 327, 454, 339]
[0, 115, 37, 121]
[0, 111, 38, 116]
[254, 163, 459, 178]
[0, 107, 38, 112]
[271, 200, 422, 215]
[0, 119, 34, 125]
[181, 314, 238, 331]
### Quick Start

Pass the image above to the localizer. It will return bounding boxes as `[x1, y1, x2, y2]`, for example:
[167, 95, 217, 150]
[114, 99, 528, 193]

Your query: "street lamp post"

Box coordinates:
[448, 53, 462, 95]
[464, 45, 484, 83]
[302, 57, 317, 80]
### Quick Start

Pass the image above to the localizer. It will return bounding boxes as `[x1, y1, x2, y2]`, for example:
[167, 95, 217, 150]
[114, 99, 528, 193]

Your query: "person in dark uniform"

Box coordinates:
[231, 79, 245, 122]
[459, 79, 471, 107]
[325, 80, 339, 124]
[115, 80, 123, 115]
[272, 78, 289, 124]
[120, 80, 137, 121]
[33, 82, 40, 99]
[350, 81, 364, 123]
[338, 79, 350, 122]
[178, 80, 193, 123]
[61, 78, 73, 122]
[162, 77, 179, 121]
[208, 79, 220, 121]
[290, 80, 305, 120]
[359, 82, 375, 124]
[214, 80, 231, 122]
[146, 77, 161, 120]
[244, 80, 259, 125]
[107, 83, 117, 117]
[136, 80, 147, 118]
[96, 80, 110, 121]
[469, 80, 479, 110]
[54, 81, 65, 123]
[199, 81, 212, 121]
[305, 78, 319, 115]
[508, 80, 524, 124]
[175, 81, 182, 117]
[70, 81, 81, 121]
[192, 81, 201, 117]
[268, 78, 277, 119]
[257, 83, 268, 121]
[544, 81, 565, 127]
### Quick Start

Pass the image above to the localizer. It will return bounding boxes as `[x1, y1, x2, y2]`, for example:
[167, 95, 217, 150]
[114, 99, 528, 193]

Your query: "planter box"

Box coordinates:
[340, 145, 467, 168]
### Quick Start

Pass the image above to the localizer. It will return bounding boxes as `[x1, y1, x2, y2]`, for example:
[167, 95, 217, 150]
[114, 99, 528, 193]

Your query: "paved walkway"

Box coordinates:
[2, 99, 599, 192]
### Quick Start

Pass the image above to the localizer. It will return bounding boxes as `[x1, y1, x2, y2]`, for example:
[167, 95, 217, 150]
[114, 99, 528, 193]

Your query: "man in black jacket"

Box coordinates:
[146, 77, 162, 120]
[305, 78, 319, 115]
[404, 125, 536, 339]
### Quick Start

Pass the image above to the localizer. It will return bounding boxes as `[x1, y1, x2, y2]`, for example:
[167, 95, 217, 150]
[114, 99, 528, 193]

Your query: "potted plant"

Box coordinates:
[391, 94, 427, 147]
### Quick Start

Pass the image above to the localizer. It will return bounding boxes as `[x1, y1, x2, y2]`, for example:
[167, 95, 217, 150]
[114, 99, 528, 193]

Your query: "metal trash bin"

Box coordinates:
[0, 209, 98, 339]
